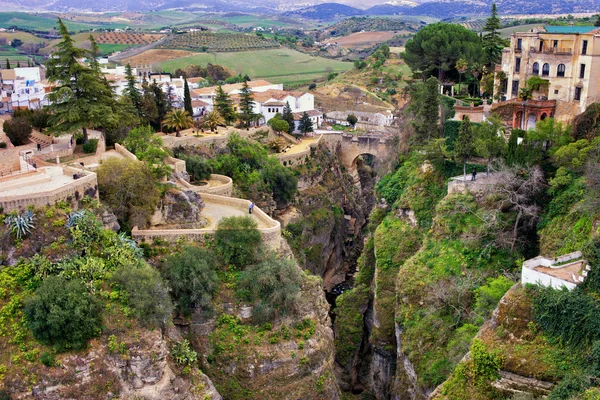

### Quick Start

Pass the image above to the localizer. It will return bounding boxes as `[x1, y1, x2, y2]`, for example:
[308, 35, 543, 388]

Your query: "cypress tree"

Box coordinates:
[282, 101, 294, 134]
[16, 61, 20, 68]
[238, 81, 255, 129]
[183, 78, 193, 117]
[298, 112, 314, 135]
[5, 58, 10, 69]
[124, 63, 142, 115]
[455, 115, 475, 181]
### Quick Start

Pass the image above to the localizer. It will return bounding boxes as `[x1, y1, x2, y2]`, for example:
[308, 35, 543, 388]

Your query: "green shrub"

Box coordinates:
[171, 339, 198, 367]
[215, 216, 262, 269]
[182, 154, 213, 181]
[110, 263, 173, 327]
[82, 138, 99, 154]
[474, 275, 515, 318]
[3, 117, 32, 146]
[236, 255, 301, 323]
[40, 351, 55, 367]
[24, 276, 102, 351]
[163, 246, 219, 315]
[548, 373, 590, 400]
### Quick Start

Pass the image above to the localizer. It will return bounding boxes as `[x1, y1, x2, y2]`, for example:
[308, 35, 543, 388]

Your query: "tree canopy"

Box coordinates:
[403, 22, 484, 80]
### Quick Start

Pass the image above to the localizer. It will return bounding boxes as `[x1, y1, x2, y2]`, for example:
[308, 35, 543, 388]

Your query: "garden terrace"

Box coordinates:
[521, 251, 590, 290]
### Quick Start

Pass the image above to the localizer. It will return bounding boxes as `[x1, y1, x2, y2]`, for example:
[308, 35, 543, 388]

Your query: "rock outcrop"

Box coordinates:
[151, 188, 206, 228]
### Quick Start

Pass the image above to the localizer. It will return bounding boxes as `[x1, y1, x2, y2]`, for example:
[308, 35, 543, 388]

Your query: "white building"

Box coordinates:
[325, 110, 395, 128]
[292, 109, 323, 133]
[0, 67, 49, 110]
[521, 251, 590, 290]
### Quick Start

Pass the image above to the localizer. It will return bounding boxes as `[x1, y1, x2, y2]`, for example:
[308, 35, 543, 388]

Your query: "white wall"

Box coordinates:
[521, 266, 577, 290]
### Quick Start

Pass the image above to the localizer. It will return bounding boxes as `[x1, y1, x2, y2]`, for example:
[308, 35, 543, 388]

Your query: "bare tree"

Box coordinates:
[492, 163, 546, 251]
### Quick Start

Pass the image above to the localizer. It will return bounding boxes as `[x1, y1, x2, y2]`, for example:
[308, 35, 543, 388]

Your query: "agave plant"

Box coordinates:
[5, 210, 36, 239]
[66, 210, 87, 228]
[119, 232, 144, 258]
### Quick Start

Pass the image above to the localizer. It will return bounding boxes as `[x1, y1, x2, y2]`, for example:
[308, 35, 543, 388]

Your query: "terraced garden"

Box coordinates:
[157, 31, 279, 52]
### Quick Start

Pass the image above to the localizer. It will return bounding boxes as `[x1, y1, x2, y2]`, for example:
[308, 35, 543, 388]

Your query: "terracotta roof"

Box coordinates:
[188, 77, 206, 83]
[0, 69, 16, 80]
[253, 89, 306, 103]
[191, 79, 275, 96]
[192, 100, 210, 107]
[292, 110, 322, 120]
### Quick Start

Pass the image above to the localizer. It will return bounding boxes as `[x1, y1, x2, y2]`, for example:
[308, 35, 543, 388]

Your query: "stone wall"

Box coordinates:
[166, 156, 186, 174]
[132, 192, 281, 250]
[276, 135, 323, 167]
[114, 143, 138, 161]
[0, 167, 98, 213]
[178, 174, 233, 197]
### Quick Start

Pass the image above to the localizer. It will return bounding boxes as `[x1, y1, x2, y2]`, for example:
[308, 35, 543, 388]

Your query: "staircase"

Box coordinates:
[29, 131, 53, 150]
[20, 154, 36, 173]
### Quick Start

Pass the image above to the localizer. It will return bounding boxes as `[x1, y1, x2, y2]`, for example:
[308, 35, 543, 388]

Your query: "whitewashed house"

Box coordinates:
[521, 251, 590, 290]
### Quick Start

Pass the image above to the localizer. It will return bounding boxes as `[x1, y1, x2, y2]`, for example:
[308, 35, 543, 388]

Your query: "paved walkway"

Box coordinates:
[202, 201, 269, 229]
[281, 136, 320, 155]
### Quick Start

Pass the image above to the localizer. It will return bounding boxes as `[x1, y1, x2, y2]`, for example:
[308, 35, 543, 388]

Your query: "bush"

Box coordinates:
[215, 216, 262, 269]
[110, 263, 173, 327]
[548, 373, 590, 400]
[171, 339, 198, 367]
[23, 276, 102, 351]
[163, 246, 219, 315]
[182, 154, 213, 181]
[40, 351, 55, 367]
[308, 83, 317, 90]
[97, 158, 160, 229]
[236, 255, 302, 323]
[3, 117, 32, 146]
[82, 138, 99, 153]
[474, 275, 514, 318]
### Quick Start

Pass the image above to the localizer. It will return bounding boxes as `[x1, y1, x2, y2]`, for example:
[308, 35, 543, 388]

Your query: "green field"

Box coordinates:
[0, 12, 109, 32]
[0, 31, 46, 44]
[159, 48, 352, 85]
[0, 47, 32, 63]
[97, 43, 134, 55]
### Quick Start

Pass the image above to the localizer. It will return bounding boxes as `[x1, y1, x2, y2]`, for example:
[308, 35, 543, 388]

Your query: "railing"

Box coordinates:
[531, 46, 572, 55]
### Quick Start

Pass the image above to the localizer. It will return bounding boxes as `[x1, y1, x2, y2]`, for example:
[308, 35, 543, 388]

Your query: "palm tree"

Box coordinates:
[163, 109, 193, 136]
[456, 58, 468, 96]
[202, 110, 226, 132]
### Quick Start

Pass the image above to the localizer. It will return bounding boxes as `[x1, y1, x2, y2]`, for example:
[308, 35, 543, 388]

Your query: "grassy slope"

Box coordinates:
[159, 48, 352, 85]
[0, 31, 45, 44]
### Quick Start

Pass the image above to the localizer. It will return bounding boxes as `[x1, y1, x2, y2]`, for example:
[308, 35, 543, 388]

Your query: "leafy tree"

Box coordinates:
[24, 276, 102, 351]
[163, 246, 219, 316]
[111, 263, 173, 328]
[408, 77, 441, 143]
[214, 85, 236, 124]
[298, 112, 314, 134]
[97, 158, 161, 229]
[455, 115, 475, 181]
[140, 78, 159, 128]
[238, 80, 256, 129]
[475, 115, 507, 175]
[347, 114, 358, 126]
[3, 117, 32, 146]
[237, 255, 302, 323]
[282, 101, 295, 133]
[150, 79, 171, 131]
[215, 216, 262, 269]
[163, 109, 193, 136]
[14, 108, 51, 132]
[202, 110, 226, 132]
[403, 22, 484, 80]
[268, 114, 289, 135]
[264, 159, 297, 207]
[10, 38, 22, 48]
[482, 3, 510, 67]
[183, 78, 193, 116]
[46, 19, 120, 143]
[123, 125, 171, 177]
[180, 154, 213, 181]
[124, 63, 142, 114]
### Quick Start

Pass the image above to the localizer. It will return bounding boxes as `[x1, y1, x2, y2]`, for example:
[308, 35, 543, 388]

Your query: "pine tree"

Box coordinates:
[151, 80, 170, 131]
[298, 112, 314, 135]
[183, 78, 193, 117]
[282, 101, 294, 134]
[238, 81, 255, 129]
[482, 3, 509, 67]
[5, 58, 9, 69]
[124, 63, 142, 114]
[88, 35, 101, 73]
[214, 85, 235, 125]
[455, 115, 475, 181]
[409, 77, 441, 143]
[46, 18, 120, 143]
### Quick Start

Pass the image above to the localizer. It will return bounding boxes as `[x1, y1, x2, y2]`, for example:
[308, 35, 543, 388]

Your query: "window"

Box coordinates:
[517, 38, 522, 50]
[582, 40, 588, 55]
[575, 87, 582, 101]
[554, 89, 559, 94]
[532, 62, 539, 75]
[553, 40, 558, 48]
[580, 64, 586, 79]
[557, 64, 565, 77]
[539, 41, 544, 52]
[542, 63, 550, 77]
[512, 80, 520, 96]
[515, 57, 521, 73]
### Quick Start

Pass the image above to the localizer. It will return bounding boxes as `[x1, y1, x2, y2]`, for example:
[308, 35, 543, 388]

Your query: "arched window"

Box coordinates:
[542, 63, 550, 77]
[557, 64, 566, 77]
[532, 62, 539, 75]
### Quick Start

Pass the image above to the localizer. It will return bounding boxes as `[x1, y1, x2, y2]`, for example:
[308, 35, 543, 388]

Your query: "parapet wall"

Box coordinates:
[178, 174, 233, 197]
[114, 143, 138, 161]
[132, 192, 281, 250]
[276, 135, 323, 167]
[0, 167, 98, 213]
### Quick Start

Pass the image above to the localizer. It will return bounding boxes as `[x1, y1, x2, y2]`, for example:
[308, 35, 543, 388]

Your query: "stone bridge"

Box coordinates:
[320, 133, 393, 168]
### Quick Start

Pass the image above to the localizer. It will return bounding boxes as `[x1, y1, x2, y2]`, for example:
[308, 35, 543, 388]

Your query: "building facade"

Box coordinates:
[498, 26, 600, 127]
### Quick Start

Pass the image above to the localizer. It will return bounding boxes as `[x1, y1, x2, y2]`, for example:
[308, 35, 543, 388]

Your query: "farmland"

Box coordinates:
[96, 32, 164, 45]
[499, 23, 544, 38]
[158, 48, 352, 86]
[120, 49, 196, 66]
[326, 31, 399, 49]
[157, 31, 279, 52]
[0, 31, 46, 45]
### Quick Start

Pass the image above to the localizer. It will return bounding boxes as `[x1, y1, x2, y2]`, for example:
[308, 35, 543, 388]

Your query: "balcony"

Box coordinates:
[530, 46, 572, 55]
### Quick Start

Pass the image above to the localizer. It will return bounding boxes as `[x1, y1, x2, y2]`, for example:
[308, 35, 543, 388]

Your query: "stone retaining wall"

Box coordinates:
[114, 143, 138, 161]
[0, 167, 98, 213]
[178, 174, 233, 197]
[276, 135, 323, 167]
[132, 192, 281, 250]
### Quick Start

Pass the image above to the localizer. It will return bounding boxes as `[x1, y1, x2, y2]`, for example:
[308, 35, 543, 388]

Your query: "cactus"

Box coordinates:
[5, 210, 36, 239]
